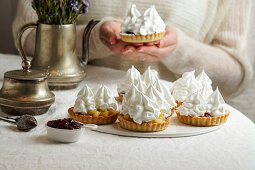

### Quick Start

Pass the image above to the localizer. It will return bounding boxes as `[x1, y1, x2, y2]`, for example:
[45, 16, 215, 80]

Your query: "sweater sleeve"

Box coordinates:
[161, 0, 252, 98]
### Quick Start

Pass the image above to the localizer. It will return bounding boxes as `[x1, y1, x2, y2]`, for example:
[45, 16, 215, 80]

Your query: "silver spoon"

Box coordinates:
[0, 115, 37, 131]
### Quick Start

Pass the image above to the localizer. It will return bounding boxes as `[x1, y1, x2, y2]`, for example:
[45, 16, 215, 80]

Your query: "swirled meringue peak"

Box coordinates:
[121, 84, 161, 124]
[177, 90, 207, 117]
[207, 87, 229, 116]
[135, 77, 148, 93]
[146, 85, 171, 117]
[141, 66, 159, 86]
[196, 70, 213, 98]
[121, 5, 166, 35]
[121, 4, 141, 34]
[154, 77, 176, 107]
[73, 85, 96, 114]
[95, 85, 118, 111]
[117, 65, 141, 93]
[172, 71, 200, 102]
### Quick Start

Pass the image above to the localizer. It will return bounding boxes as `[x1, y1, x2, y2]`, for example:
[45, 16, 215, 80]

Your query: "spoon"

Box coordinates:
[81, 124, 98, 130]
[0, 115, 37, 131]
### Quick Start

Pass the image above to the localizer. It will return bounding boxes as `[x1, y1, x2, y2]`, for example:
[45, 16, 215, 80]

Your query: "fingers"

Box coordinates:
[121, 46, 136, 55]
[101, 38, 129, 54]
[100, 21, 121, 45]
[100, 26, 117, 44]
[138, 45, 173, 59]
[121, 46, 160, 62]
[125, 52, 160, 62]
[158, 27, 177, 48]
[133, 43, 144, 47]
[144, 40, 160, 46]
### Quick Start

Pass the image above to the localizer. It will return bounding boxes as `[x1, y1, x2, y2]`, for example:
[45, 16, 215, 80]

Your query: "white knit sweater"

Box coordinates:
[12, 0, 253, 98]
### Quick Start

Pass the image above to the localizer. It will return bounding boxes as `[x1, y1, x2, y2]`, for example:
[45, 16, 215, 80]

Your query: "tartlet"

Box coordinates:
[176, 112, 229, 126]
[120, 5, 166, 43]
[68, 107, 119, 125]
[120, 32, 165, 43]
[119, 85, 171, 132]
[118, 112, 170, 132]
[176, 87, 229, 127]
[69, 84, 120, 125]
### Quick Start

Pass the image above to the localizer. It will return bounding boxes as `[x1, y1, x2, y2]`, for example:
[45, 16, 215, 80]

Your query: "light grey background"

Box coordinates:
[0, 0, 254, 122]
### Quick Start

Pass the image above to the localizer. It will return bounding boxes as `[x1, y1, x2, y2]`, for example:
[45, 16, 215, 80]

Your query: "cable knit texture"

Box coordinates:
[12, 0, 253, 98]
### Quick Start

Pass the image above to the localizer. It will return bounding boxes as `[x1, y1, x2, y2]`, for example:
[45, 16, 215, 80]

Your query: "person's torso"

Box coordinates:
[78, 0, 220, 81]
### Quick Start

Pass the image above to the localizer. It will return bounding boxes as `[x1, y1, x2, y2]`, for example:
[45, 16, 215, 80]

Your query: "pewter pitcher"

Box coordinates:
[17, 20, 99, 89]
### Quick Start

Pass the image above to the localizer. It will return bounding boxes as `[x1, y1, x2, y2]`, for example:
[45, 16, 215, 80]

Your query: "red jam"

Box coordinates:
[47, 118, 83, 130]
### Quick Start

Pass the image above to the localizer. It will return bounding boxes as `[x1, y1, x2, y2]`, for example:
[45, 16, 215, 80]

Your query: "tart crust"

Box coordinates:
[118, 93, 124, 102]
[68, 107, 119, 125]
[120, 32, 165, 43]
[170, 107, 176, 117]
[176, 101, 183, 107]
[118, 114, 170, 132]
[176, 112, 230, 126]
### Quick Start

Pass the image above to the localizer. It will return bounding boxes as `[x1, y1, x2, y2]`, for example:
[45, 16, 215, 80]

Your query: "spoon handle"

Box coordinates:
[0, 117, 16, 124]
[82, 124, 98, 130]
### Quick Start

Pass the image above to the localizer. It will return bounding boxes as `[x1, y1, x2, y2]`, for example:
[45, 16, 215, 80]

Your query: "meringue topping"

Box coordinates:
[146, 85, 171, 117]
[135, 77, 148, 93]
[154, 77, 176, 107]
[121, 85, 161, 124]
[121, 5, 166, 35]
[141, 66, 158, 87]
[207, 87, 229, 116]
[177, 90, 207, 117]
[95, 85, 118, 111]
[196, 70, 213, 99]
[117, 65, 141, 93]
[172, 71, 200, 102]
[73, 85, 96, 113]
[178, 87, 229, 117]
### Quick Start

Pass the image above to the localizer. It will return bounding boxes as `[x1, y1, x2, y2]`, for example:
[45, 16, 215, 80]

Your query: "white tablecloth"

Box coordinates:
[0, 54, 255, 170]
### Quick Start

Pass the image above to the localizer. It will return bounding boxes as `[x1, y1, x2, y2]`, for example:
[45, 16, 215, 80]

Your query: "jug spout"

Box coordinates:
[82, 19, 100, 65]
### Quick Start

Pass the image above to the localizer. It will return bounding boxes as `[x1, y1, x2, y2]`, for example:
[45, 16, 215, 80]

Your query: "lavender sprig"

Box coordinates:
[32, 0, 89, 25]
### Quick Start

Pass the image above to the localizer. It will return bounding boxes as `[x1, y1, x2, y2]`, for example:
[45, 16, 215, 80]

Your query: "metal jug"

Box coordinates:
[17, 19, 99, 90]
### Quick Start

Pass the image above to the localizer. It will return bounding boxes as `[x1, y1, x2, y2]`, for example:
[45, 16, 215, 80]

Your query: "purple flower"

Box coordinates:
[82, 0, 89, 7]
[74, 6, 79, 12]
[83, 6, 89, 14]
[70, 0, 79, 12]
[70, 0, 78, 7]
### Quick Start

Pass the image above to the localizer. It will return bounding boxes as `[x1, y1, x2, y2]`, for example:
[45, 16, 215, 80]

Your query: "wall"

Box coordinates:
[0, 0, 17, 54]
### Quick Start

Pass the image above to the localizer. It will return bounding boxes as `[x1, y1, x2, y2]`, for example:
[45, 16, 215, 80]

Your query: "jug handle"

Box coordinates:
[82, 19, 100, 65]
[16, 23, 37, 71]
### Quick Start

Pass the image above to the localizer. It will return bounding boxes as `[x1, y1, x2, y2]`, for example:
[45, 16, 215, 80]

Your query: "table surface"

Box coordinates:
[0, 54, 255, 170]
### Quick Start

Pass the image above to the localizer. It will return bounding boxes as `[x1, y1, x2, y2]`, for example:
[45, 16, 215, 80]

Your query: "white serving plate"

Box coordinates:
[91, 114, 223, 138]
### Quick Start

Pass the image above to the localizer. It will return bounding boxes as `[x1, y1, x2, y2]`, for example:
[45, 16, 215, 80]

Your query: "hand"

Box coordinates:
[121, 26, 177, 62]
[100, 20, 129, 55]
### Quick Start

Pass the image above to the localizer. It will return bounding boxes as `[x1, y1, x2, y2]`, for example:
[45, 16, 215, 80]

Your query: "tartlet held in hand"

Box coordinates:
[119, 85, 170, 132]
[176, 87, 230, 126]
[120, 4, 166, 43]
[68, 85, 119, 125]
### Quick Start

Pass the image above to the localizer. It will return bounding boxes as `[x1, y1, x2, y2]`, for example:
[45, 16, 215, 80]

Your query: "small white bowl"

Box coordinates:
[46, 125, 84, 143]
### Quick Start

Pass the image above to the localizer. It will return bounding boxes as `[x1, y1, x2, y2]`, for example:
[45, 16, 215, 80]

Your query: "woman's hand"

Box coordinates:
[100, 21, 177, 62]
[121, 26, 177, 62]
[100, 20, 130, 55]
